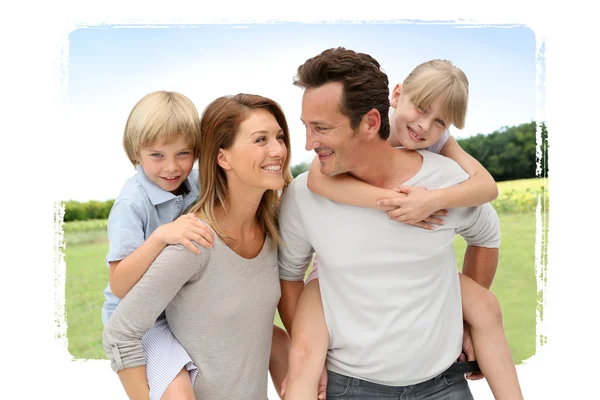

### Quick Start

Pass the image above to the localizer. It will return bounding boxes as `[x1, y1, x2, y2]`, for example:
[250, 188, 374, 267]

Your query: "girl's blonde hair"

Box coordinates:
[188, 94, 293, 247]
[123, 91, 201, 167]
[402, 60, 469, 129]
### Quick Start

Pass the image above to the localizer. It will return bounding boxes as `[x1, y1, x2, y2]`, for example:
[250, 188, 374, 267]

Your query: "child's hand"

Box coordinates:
[155, 213, 214, 254]
[376, 185, 448, 230]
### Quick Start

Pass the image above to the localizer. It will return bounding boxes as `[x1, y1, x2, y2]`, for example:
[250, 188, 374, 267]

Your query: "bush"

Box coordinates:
[63, 200, 115, 222]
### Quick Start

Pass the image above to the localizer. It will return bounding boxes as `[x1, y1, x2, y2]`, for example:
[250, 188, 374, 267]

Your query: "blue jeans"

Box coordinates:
[326, 369, 474, 399]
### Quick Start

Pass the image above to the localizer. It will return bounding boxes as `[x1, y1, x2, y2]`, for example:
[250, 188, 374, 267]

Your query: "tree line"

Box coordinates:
[63, 121, 548, 222]
[291, 121, 548, 182]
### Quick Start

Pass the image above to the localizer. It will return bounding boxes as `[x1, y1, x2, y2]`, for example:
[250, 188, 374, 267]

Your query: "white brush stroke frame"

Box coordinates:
[5, 1, 595, 398]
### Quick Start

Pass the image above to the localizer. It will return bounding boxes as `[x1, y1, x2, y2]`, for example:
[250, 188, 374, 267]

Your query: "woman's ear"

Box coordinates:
[390, 83, 402, 108]
[217, 149, 231, 171]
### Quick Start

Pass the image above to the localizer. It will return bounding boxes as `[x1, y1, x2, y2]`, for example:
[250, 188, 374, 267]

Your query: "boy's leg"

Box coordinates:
[269, 325, 291, 396]
[459, 273, 524, 400]
[142, 317, 198, 400]
[285, 279, 330, 400]
[161, 368, 195, 400]
[117, 366, 150, 399]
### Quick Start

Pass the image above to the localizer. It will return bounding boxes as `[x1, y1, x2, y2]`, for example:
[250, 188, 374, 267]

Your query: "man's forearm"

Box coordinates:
[461, 245, 498, 289]
[278, 280, 305, 336]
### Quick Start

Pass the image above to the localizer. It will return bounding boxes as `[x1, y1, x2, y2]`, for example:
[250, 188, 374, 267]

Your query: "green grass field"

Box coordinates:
[63, 178, 545, 363]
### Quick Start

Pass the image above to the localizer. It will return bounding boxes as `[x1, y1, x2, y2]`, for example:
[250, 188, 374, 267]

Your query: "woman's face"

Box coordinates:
[219, 109, 288, 193]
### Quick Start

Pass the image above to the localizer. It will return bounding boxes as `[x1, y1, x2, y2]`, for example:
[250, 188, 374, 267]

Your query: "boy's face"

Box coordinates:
[390, 83, 450, 150]
[138, 136, 195, 193]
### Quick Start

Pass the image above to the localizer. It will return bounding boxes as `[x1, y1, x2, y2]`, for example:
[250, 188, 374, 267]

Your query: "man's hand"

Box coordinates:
[458, 323, 484, 380]
[317, 365, 327, 399]
[155, 213, 214, 254]
[279, 366, 328, 399]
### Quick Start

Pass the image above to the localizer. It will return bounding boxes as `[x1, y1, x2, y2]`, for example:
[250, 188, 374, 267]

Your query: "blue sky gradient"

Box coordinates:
[66, 23, 539, 200]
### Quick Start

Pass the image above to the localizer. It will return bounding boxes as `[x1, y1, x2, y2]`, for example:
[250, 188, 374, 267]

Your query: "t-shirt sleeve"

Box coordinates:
[424, 129, 451, 154]
[455, 203, 501, 248]
[277, 181, 315, 281]
[102, 243, 207, 373]
[105, 200, 147, 266]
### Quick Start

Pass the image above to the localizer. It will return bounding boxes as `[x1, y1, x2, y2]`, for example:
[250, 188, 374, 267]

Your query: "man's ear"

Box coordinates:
[360, 108, 382, 140]
[217, 149, 231, 171]
[390, 83, 402, 108]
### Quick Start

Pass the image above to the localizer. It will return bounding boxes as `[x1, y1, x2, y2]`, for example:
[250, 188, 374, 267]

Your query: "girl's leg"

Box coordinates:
[284, 278, 330, 400]
[459, 272, 524, 400]
[161, 369, 195, 400]
[269, 325, 291, 397]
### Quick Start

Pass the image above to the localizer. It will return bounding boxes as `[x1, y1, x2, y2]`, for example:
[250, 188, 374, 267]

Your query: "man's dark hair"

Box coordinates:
[293, 47, 390, 140]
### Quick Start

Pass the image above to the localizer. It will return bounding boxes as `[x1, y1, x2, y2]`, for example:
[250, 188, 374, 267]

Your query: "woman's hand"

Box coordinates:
[376, 185, 448, 230]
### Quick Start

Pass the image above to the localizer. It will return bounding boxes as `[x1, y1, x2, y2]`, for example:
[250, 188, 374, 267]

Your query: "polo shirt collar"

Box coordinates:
[135, 164, 195, 206]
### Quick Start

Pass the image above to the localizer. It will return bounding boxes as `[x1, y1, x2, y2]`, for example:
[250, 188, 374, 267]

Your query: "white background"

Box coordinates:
[0, 0, 597, 398]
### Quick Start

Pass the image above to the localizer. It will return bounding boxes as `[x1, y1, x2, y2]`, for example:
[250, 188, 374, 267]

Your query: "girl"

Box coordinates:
[283, 60, 523, 400]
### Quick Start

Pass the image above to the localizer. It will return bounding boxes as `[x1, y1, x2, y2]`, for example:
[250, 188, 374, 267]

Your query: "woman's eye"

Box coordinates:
[256, 137, 266, 143]
[277, 134, 285, 141]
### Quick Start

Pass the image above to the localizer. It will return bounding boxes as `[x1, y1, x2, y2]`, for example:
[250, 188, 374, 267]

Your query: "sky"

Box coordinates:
[64, 23, 538, 201]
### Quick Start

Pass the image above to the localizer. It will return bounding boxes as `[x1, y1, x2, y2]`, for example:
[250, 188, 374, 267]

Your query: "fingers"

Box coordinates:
[431, 209, 449, 216]
[188, 233, 213, 250]
[423, 216, 445, 226]
[182, 240, 201, 255]
[193, 226, 215, 246]
[377, 197, 407, 208]
[410, 221, 434, 231]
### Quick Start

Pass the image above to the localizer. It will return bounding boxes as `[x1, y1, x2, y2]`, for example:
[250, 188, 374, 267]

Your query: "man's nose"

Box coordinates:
[305, 128, 319, 151]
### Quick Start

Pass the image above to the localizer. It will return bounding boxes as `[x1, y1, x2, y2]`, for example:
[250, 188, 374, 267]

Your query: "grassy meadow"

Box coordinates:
[62, 178, 546, 363]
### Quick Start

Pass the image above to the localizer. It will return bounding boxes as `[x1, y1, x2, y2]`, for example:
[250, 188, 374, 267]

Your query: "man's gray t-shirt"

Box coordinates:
[278, 149, 500, 386]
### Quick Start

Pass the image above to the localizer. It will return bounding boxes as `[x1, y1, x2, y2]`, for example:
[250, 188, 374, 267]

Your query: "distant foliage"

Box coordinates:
[457, 121, 548, 182]
[492, 178, 548, 214]
[290, 161, 311, 178]
[63, 200, 115, 222]
[63, 219, 108, 232]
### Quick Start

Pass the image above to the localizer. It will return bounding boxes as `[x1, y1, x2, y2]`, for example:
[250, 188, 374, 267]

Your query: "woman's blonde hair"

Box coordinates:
[188, 94, 293, 246]
[402, 60, 469, 129]
[123, 91, 201, 167]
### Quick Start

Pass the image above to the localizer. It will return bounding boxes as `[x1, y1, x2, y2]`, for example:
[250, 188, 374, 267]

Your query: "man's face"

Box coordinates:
[301, 82, 360, 176]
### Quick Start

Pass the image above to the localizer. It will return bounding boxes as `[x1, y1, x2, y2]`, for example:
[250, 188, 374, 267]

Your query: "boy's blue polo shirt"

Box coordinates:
[101, 165, 200, 325]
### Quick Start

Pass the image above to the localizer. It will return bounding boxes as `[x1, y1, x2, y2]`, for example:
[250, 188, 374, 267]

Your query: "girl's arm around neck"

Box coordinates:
[306, 155, 401, 211]
[433, 136, 499, 209]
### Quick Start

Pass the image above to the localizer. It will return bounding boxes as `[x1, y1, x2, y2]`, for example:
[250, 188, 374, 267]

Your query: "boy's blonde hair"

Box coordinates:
[402, 60, 469, 129]
[123, 91, 201, 167]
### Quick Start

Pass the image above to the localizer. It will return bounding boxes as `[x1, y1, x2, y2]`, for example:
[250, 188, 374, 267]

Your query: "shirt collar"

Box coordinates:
[135, 165, 197, 206]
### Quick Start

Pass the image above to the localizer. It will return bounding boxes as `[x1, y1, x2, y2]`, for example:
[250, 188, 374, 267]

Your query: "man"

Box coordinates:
[277, 47, 500, 399]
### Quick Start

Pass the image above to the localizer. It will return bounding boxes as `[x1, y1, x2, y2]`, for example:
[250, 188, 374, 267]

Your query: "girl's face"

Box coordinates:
[218, 109, 288, 194]
[390, 83, 450, 150]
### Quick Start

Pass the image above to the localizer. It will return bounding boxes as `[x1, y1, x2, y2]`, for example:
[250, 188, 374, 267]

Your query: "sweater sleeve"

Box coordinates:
[102, 243, 207, 373]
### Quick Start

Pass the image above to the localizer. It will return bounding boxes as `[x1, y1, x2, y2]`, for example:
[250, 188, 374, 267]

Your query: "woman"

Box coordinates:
[103, 93, 293, 399]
